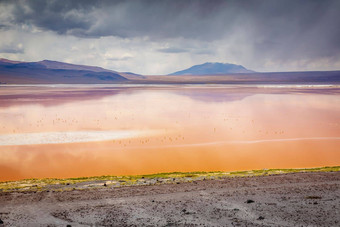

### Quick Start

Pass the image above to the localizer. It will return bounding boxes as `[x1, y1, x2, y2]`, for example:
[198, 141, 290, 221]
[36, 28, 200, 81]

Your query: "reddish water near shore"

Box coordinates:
[1, 85, 340, 181]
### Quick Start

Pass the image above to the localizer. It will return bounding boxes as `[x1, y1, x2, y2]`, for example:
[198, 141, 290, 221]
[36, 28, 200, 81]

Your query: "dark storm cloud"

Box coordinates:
[0, 0, 230, 39]
[1, 0, 340, 63]
[2, 0, 335, 39]
[1, 0, 93, 35]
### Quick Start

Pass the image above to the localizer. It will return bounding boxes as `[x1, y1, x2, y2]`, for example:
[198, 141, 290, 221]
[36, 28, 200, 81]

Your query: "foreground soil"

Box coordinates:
[0, 171, 339, 226]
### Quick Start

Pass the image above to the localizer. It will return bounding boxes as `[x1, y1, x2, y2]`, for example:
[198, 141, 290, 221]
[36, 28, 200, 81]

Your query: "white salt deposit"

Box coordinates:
[0, 130, 161, 146]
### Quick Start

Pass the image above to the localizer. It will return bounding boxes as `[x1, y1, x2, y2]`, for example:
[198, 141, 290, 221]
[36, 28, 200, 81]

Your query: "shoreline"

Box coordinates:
[0, 169, 339, 226]
[1, 166, 339, 192]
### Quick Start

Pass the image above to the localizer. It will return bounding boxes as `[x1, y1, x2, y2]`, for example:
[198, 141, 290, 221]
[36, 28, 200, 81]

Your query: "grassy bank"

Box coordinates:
[1, 166, 339, 192]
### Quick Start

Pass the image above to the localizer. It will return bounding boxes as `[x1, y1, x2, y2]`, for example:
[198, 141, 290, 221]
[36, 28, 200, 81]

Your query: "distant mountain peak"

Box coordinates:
[169, 62, 254, 75]
[0, 58, 128, 83]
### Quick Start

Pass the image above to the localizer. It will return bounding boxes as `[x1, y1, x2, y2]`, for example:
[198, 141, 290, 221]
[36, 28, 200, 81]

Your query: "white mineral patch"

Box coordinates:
[0, 130, 161, 146]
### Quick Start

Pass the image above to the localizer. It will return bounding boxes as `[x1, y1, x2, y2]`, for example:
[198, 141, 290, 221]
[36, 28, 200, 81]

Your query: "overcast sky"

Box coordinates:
[0, 0, 339, 74]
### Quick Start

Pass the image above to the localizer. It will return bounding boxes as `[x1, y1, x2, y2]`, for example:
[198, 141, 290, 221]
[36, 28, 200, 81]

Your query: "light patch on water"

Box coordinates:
[178, 137, 339, 147]
[0, 130, 162, 146]
[226, 137, 340, 144]
[123, 137, 340, 149]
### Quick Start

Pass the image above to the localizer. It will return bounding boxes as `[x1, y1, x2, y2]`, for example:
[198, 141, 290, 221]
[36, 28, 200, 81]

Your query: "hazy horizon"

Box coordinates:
[2, 57, 340, 76]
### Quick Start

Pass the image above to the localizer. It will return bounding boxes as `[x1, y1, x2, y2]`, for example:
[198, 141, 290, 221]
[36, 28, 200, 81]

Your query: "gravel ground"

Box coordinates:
[0, 171, 339, 226]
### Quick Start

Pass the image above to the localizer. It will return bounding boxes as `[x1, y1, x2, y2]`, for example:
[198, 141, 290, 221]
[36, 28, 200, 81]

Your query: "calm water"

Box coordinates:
[1, 84, 340, 181]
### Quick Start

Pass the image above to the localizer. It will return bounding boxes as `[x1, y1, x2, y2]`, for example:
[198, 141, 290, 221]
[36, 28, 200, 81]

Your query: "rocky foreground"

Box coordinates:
[0, 171, 339, 226]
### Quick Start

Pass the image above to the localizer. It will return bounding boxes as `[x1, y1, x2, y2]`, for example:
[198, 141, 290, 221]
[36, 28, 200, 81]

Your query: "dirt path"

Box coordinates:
[1, 172, 339, 226]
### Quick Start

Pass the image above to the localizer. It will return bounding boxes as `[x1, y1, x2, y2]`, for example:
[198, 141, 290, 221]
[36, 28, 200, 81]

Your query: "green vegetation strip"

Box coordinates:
[1, 166, 339, 192]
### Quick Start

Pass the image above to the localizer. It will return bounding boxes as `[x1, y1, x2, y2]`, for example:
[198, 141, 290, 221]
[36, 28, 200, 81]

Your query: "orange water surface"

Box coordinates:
[0, 85, 339, 181]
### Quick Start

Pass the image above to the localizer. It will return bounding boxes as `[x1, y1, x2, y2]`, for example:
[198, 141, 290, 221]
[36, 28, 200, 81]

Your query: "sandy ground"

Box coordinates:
[0, 171, 339, 226]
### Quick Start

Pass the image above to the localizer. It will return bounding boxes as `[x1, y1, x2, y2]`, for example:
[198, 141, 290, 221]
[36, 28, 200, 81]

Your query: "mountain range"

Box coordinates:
[0, 58, 128, 84]
[169, 62, 254, 75]
[0, 58, 339, 84]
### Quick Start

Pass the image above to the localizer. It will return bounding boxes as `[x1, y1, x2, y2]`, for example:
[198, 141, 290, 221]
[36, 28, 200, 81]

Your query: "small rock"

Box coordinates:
[257, 216, 265, 220]
[103, 183, 107, 187]
[152, 200, 155, 202]
[305, 195, 322, 199]
[313, 202, 318, 205]
[66, 225, 72, 227]
[246, 199, 255, 204]
[66, 183, 70, 185]
[0, 219, 3, 224]
[181, 209, 190, 215]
